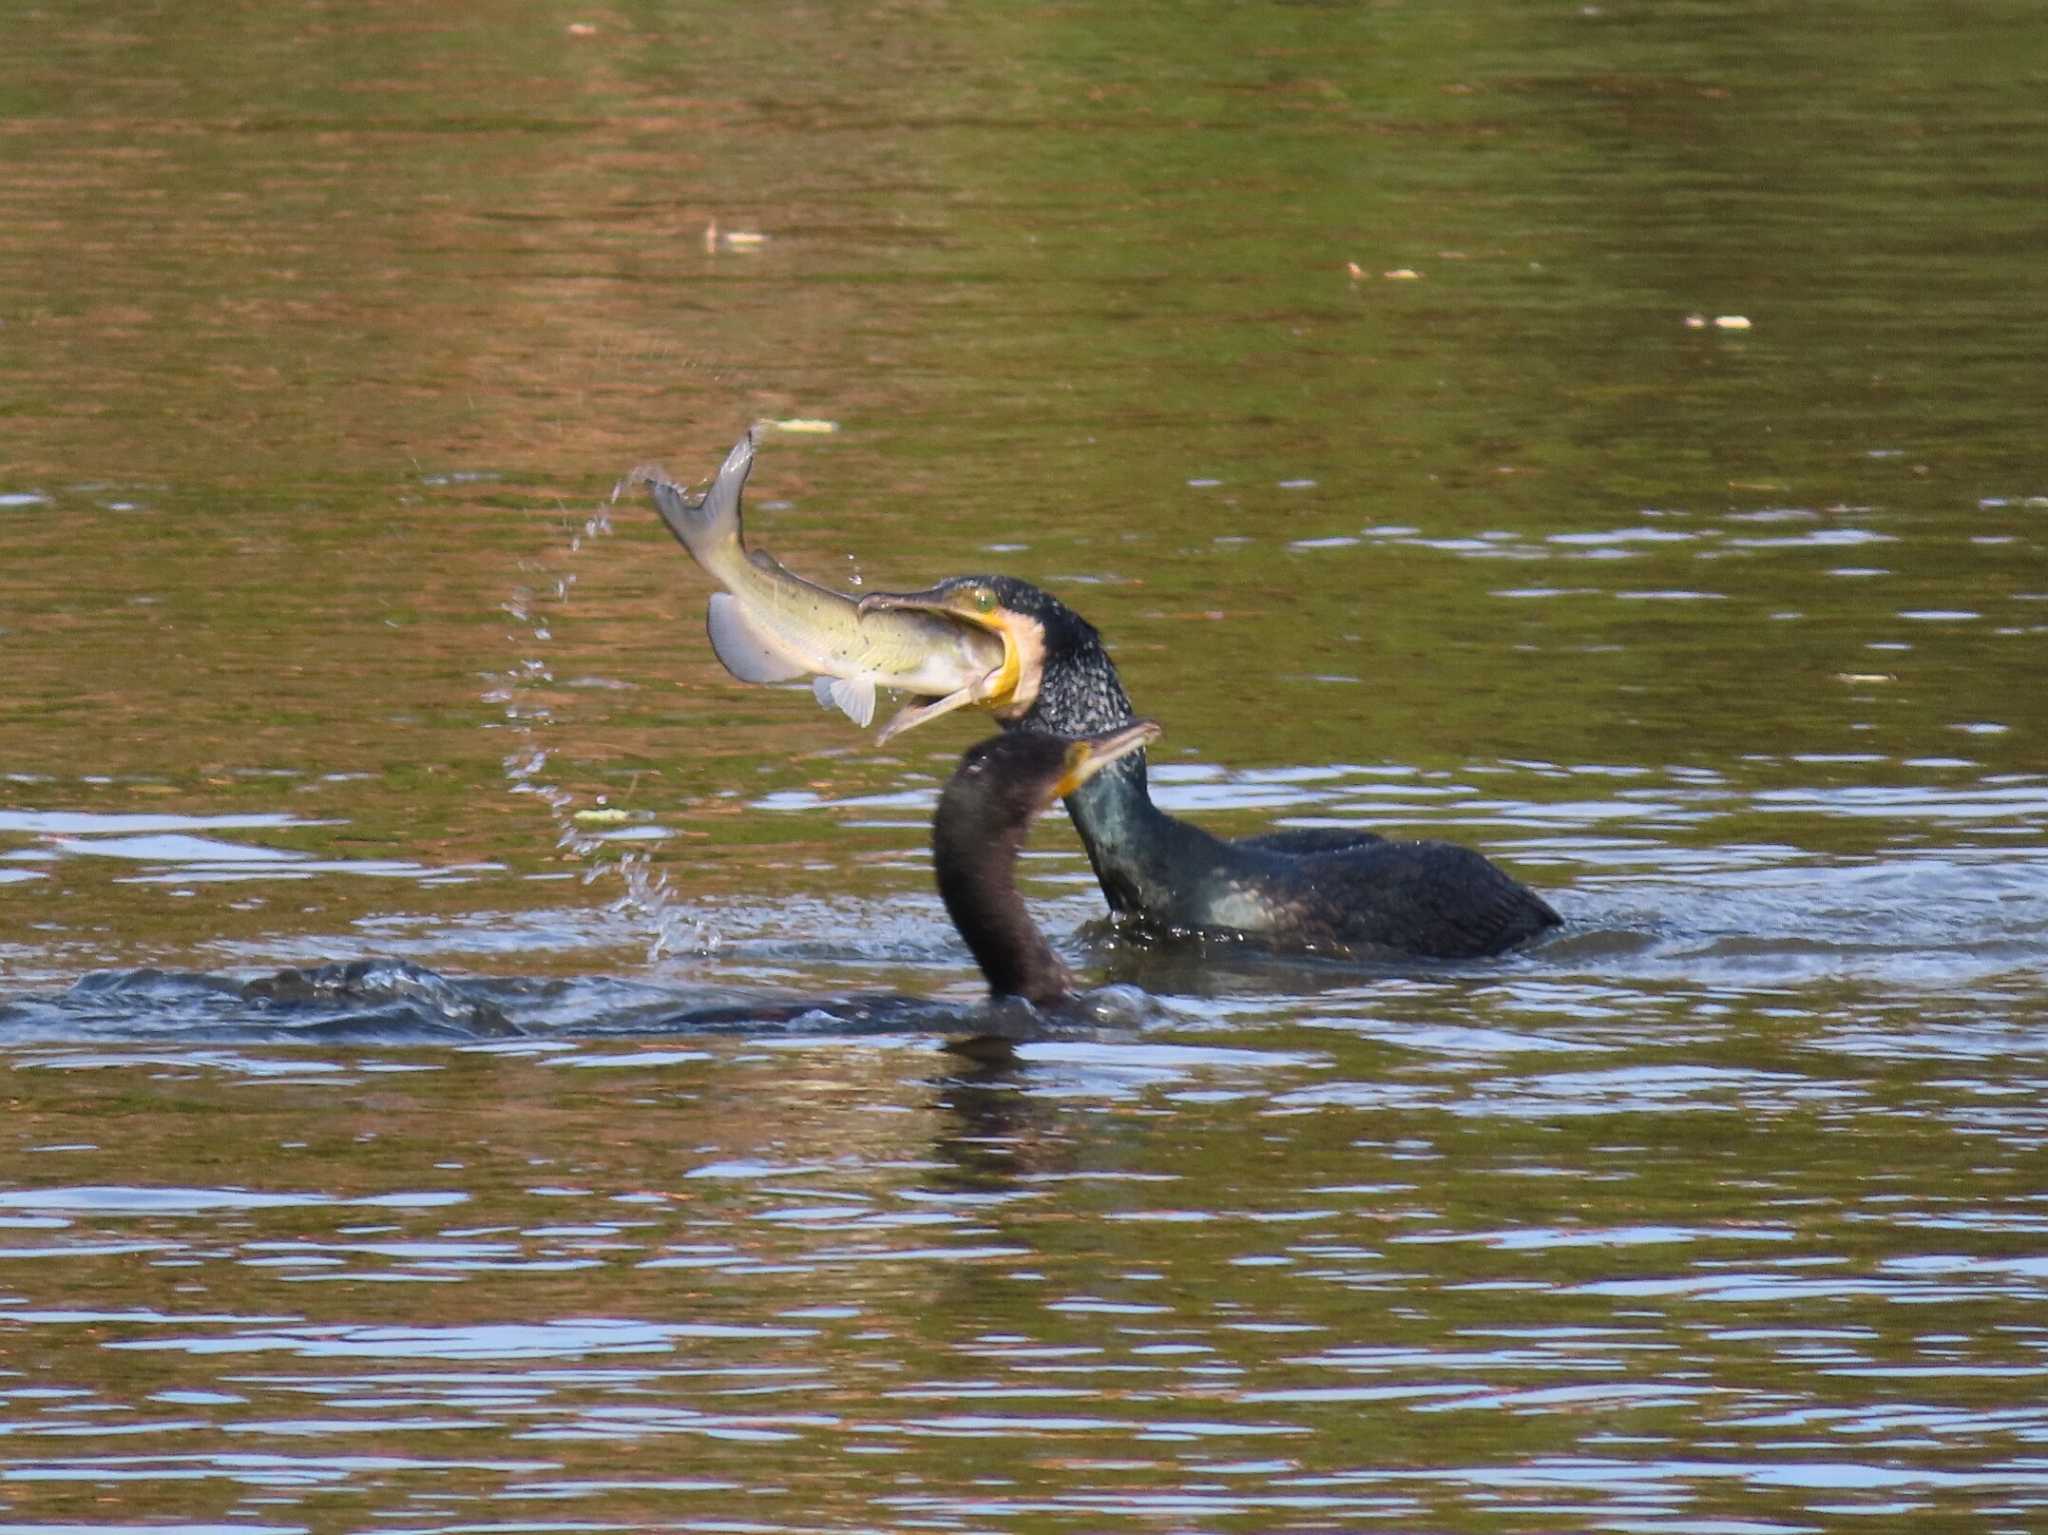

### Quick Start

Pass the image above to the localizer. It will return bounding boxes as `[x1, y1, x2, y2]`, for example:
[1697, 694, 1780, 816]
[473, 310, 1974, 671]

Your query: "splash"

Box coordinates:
[486, 490, 716, 964]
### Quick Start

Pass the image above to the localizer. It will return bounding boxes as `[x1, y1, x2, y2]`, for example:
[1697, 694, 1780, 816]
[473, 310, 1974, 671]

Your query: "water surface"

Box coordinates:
[3, 1, 2046, 1529]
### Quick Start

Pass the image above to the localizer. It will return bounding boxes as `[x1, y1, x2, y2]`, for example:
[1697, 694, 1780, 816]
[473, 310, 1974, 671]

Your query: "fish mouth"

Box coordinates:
[859, 583, 1045, 744]
[1050, 720, 1162, 804]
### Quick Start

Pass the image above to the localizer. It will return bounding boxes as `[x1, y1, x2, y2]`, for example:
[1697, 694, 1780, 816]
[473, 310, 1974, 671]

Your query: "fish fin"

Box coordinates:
[818, 675, 877, 728]
[646, 476, 709, 549]
[645, 429, 755, 555]
[705, 592, 808, 684]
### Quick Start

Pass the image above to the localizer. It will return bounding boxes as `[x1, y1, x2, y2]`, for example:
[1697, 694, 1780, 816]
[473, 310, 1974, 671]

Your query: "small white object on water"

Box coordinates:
[756, 417, 839, 435]
[1714, 314, 1751, 330]
[573, 808, 633, 826]
[1383, 268, 1422, 280]
[703, 219, 770, 253]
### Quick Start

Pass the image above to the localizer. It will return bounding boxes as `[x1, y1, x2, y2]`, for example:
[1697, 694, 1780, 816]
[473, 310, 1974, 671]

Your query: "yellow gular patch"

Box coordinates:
[988, 612, 1047, 719]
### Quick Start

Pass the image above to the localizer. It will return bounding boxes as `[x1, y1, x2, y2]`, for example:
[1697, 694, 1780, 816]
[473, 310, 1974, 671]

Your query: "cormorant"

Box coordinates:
[861, 576, 1559, 961]
[933, 720, 1162, 1007]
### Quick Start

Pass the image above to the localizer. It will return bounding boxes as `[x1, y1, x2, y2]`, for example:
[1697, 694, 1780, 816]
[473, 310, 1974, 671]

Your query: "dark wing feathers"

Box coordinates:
[1261, 838, 1559, 960]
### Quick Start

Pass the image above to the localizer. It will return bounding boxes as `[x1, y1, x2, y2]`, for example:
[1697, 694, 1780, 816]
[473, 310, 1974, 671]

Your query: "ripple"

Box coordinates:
[110, 1319, 818, 1361]
[0, 1187, 464, 1215]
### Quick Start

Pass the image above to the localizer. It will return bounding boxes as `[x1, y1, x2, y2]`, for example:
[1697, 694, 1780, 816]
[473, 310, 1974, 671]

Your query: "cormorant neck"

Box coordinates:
[933, 804, 1074, 1007]
[1064, 754, 1222, 918]
[1011, 632, 1229, 918]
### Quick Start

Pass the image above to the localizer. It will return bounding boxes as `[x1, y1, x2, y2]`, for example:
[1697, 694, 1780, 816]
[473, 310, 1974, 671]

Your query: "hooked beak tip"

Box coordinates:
[1107, 720, 1164, 760]
[855, 592, 911, 621]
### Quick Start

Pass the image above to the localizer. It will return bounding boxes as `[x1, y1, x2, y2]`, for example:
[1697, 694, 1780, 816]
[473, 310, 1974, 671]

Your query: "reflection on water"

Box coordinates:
[5, 0, 2048, 1528]
[1, 1028, 2045, 1529]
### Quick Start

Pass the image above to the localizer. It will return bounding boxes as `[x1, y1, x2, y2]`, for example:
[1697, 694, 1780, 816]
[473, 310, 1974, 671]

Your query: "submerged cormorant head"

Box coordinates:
[858, 575, 1137, 744]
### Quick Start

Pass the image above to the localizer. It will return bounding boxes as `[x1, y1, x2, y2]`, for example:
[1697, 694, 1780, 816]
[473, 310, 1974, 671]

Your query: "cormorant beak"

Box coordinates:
[859, 584, 1047, 743]
[1049, 720, 1162, 805]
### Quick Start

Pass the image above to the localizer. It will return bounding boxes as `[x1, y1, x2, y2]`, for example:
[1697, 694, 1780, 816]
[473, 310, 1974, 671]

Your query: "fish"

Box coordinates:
[626, 431, 1008, 736]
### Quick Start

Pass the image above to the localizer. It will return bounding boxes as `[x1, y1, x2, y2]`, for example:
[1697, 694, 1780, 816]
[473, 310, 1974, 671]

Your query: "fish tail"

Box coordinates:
[639, 429, 755, 561]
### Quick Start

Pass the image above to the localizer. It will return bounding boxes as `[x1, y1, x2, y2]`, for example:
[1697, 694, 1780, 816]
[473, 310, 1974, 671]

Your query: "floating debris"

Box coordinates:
[703, 219, 770, 253]
[572, 808, 633, 827]
[755, 417, 839, 435]
[1687, 313, 1752, 330]
[1383, 268, 1422, 280]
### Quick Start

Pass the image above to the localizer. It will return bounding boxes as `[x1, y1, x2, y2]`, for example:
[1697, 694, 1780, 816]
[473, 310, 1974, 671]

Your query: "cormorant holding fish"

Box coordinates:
[861, 575, 1560, 961]
[631, 432, 1555, 963]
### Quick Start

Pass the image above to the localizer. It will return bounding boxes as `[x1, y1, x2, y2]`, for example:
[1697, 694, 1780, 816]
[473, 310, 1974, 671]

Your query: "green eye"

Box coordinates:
[973, 587, 997, 614]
